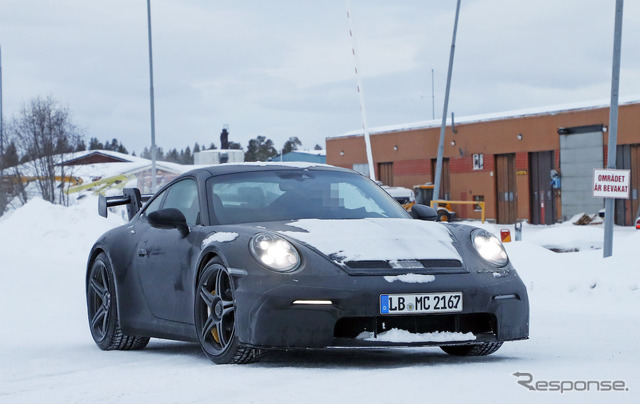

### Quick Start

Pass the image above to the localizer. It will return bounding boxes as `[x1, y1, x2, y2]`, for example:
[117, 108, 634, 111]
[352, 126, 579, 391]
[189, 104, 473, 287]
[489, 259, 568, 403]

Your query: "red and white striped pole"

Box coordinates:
[345, 0, 376, 181]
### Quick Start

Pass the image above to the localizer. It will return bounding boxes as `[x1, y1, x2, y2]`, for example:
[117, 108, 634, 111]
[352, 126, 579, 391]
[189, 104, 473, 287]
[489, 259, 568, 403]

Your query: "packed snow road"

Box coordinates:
[1, 198, 638, 403]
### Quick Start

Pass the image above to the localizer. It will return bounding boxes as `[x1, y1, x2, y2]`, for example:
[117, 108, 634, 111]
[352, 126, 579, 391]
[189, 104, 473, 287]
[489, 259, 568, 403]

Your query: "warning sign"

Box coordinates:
[593, 169, 630, 199]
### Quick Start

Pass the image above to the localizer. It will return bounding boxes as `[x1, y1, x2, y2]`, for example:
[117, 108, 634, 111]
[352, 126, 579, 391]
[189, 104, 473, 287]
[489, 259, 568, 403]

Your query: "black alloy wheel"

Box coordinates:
[195, 258, 261, 364]
[87, 253, 150, 350]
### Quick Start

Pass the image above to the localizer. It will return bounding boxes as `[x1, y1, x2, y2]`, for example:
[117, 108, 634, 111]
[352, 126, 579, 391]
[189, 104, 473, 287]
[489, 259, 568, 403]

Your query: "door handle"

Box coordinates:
[138, 249, 148, 257]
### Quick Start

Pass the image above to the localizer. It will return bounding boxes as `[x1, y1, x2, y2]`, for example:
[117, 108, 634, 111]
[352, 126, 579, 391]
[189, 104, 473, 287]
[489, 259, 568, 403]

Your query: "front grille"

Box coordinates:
[342, 259, 465, 275]
[334, 313, 496, 339]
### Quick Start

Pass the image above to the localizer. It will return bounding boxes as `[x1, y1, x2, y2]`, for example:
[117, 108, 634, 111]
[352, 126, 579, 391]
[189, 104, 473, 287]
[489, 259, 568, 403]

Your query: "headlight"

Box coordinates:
[250, 233, 300, 272]
[471, 229, 508, 267]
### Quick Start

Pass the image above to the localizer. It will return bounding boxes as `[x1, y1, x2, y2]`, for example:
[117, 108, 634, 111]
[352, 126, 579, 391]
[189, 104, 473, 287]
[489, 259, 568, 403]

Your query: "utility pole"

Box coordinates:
[433, 0, 461, 200]
[147, 0, 158, 192]
[431, 69, 435, 120]
[603, 0, 624, 258]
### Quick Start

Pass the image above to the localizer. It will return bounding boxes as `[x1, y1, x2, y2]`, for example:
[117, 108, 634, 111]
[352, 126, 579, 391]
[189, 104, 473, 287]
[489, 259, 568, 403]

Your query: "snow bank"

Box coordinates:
[0, 196, 126, 349]
[506, 233, 640, 310]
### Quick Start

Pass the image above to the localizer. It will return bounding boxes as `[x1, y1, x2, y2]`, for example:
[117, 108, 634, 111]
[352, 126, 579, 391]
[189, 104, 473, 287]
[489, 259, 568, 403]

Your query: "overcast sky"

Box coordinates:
[1, 0, 639, 155]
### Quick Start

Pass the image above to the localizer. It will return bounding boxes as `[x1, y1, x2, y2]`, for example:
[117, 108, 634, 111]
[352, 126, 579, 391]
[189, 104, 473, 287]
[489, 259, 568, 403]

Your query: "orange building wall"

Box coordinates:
[327, 102, 640, 223]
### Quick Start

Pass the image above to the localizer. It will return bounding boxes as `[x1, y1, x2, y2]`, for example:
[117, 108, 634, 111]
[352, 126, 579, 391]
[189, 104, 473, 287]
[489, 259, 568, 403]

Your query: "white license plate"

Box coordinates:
[380, 292, 463, 314]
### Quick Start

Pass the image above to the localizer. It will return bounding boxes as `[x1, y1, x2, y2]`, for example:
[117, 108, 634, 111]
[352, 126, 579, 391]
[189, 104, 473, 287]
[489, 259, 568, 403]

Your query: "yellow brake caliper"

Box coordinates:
[211, 289, 220, 343]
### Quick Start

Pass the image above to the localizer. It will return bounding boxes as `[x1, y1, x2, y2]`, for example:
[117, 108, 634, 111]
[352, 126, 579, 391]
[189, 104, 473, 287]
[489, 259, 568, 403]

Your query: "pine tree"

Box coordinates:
[245, 136, 277, 162]
[89, 137, 104, 150]
[282, 137, 302, 154]
[183, 146, 193, 164]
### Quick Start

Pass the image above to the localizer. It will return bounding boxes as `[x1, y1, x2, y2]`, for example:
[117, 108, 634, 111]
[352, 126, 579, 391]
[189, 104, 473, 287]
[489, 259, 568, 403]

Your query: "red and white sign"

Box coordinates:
[593, 169, 630, 199]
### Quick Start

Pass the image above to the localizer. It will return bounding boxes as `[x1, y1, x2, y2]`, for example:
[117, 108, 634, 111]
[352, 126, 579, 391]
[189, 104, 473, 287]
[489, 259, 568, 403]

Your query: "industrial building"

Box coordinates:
[327, 99, 640, 225]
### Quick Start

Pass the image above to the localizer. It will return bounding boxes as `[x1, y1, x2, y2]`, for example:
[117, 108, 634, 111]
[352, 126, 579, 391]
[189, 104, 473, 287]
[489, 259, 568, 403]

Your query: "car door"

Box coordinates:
[136, 178, 202, 324]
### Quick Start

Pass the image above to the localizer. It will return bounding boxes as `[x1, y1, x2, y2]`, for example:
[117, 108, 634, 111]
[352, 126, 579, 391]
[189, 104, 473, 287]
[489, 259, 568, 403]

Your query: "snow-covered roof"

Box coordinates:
[6, 150, 191, 184]
[67, 150, 140, 163]
[331, 96, 640, 139]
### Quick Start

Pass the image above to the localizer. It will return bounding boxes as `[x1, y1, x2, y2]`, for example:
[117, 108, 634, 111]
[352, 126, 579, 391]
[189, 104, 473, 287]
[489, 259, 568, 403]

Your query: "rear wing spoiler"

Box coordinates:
[99, 188, 153, 221]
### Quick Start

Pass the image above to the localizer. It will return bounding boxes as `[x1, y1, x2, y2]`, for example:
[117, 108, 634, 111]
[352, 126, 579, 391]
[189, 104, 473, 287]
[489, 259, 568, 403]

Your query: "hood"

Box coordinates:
[279, 218, 461, 264]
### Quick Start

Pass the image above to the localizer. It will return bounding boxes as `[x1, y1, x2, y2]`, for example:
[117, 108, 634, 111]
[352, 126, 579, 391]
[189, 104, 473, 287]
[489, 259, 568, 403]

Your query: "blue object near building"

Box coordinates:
[277, 150, 326, 164]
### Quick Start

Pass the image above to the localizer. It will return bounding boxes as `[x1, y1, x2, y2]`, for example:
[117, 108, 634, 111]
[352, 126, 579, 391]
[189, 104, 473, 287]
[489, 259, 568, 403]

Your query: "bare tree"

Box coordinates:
[10, 96, 84, 205]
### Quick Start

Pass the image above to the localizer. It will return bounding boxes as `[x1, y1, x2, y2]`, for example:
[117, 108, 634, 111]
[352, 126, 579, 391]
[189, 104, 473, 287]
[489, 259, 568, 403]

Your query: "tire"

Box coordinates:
[86, 253, 150, 351]
[440, 342, 503, 356]
[437, 211, 451, 222]
[195, 258, 262, 364]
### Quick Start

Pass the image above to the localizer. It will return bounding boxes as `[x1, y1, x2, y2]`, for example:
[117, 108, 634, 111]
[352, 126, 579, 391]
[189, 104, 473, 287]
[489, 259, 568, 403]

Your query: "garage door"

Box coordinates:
[558, 125, 604, 221]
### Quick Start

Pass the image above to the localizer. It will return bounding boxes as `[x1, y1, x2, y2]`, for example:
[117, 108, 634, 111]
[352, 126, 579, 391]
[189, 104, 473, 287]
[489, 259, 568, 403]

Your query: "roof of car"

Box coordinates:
[184, 162, 354, 178]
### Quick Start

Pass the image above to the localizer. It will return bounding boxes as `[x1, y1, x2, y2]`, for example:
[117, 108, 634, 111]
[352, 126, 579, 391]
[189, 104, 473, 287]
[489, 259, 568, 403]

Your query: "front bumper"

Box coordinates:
[233, 270, 529, 349]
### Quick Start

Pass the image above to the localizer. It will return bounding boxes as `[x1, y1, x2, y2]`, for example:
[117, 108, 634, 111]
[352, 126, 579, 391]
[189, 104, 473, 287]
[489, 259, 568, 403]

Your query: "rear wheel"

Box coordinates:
[440, 342, 503, 356]
[195, 258, 262, 364]
[86, 253, 150, 350]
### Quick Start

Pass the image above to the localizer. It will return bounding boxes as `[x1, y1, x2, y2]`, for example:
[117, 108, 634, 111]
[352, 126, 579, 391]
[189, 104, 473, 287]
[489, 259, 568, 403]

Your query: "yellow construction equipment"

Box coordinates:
[406, 184, 456, 222]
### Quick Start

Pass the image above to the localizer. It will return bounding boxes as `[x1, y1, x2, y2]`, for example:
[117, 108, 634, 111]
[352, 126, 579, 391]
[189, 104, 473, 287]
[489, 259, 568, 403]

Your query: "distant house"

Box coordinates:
[59, 150, 190, 194]
[59, 150, 134, 166]
[277, 150, 326, 164]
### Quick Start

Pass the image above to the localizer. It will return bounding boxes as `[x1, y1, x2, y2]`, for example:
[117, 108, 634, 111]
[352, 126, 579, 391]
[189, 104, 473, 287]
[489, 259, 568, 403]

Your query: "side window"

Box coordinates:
[140, 189, 168, 219]
[162, 179, 201, 226]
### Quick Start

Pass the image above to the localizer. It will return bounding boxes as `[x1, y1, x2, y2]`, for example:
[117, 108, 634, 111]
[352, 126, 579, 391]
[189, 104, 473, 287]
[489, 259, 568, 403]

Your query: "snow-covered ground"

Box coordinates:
[0, 197, 638, 403]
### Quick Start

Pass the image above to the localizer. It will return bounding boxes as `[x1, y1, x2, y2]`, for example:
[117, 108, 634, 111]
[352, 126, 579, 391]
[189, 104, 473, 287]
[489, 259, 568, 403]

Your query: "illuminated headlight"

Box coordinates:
[471, 229, 508, 267]
[250, 233, 300, 272]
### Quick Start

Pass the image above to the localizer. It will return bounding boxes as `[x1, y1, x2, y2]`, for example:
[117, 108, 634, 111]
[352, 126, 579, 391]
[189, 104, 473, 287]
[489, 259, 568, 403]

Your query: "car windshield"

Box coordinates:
[208, 169, 410, 225]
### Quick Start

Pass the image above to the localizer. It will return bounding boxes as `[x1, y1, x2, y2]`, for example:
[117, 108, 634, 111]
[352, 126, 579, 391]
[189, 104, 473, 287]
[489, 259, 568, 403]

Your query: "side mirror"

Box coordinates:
[410, 204, 439, 221]
[148, 208, 190, 237]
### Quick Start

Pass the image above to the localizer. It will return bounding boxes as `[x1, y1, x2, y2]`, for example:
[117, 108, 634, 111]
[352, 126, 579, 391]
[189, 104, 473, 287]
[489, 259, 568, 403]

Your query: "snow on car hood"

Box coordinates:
[280, 218, 460, 263]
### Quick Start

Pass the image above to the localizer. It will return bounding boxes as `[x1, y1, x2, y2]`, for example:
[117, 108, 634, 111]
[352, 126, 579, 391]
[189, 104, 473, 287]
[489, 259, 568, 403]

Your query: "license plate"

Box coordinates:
[380, 292, 463, 314]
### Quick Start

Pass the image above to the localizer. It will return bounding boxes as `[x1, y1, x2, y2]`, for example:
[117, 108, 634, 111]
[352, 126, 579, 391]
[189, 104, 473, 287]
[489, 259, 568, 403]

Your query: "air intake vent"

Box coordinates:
[341, 259, 465, 276]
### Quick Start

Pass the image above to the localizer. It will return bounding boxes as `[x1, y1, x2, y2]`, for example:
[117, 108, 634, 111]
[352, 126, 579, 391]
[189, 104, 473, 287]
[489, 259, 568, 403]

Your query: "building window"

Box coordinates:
[473, 153, 484, 170]
[473, 195, 484, 211]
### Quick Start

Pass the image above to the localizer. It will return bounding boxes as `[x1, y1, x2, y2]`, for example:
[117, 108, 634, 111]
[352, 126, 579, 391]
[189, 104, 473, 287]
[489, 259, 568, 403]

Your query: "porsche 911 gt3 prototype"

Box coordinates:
[86, 163, 529, 364]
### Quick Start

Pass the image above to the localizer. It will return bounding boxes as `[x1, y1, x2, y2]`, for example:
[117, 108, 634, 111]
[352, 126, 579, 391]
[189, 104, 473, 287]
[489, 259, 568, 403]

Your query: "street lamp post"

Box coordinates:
[146, 0, 158, 192]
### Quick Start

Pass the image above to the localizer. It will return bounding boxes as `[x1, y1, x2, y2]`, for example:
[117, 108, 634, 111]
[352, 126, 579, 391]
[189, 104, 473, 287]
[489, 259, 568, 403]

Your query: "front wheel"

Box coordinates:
[440, 342, 503, 356]
[194, 259, 262, 364]
[86, 253, 150, 350]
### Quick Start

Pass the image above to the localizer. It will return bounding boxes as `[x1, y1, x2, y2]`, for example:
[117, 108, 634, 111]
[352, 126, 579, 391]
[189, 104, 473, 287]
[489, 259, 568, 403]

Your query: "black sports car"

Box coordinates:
[86, 163, 529, 364]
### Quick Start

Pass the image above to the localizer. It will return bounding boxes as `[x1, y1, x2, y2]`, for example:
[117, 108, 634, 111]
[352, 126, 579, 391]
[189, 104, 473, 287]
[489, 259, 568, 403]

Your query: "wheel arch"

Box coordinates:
[86, 247, 107, 287]
[195, 250, 223, 288]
